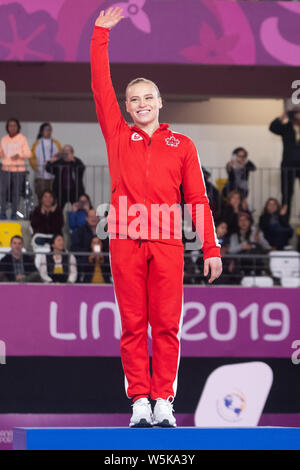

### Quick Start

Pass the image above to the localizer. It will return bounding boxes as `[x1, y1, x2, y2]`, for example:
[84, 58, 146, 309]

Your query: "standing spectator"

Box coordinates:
[30, 190, 64, 235]
[45, 144, 85, 208]
[222, 147, 256, 199]
[37, 234, 77, 283]
[0, 118, 31, 220]
[259, 198, 293, 250]
[0, 235, 40, 282]
[30, 122, 62, 201]
[68, 193, 93, 233]
[269, 107, 300, 219]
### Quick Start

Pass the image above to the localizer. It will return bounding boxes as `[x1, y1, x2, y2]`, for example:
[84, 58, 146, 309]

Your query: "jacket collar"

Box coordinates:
[131, 123, 169, 137]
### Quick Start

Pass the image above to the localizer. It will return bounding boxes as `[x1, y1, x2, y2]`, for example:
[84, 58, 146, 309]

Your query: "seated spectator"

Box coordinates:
[68, 193, 93, 233]
[45, 144, 85, 208]
[183, 249, 202, 285]
[259, 198, 293, 250]
[228, 212, 271, 277]
[37, 234, 77, 283]
[71, 209, 102, 281]
[30, 190, 64, 235]
[0, 235, 41, 282]
[215, 220, 230, 256]
[222, 147, 256, 199]
[30, 122, 62, 201]
[221, 190, 249, 236]
[82, 237, 107, 284]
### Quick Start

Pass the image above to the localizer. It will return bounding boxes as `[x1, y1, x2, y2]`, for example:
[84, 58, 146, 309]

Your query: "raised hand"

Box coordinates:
[95, 7, 124, 30]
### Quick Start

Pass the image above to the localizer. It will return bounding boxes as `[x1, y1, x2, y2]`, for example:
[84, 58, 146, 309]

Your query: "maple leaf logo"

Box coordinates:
[165, 136, 180, 147]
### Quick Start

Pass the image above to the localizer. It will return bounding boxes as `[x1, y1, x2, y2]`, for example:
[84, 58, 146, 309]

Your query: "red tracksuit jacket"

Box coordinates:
[90, 26, 220, 260]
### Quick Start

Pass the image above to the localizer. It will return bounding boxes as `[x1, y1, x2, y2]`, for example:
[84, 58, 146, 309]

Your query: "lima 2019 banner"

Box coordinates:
[0, 0, 300, 65]
[0, 284, 299, 357]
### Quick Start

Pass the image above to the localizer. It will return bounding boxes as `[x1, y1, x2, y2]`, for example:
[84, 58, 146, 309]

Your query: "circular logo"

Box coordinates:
[216, 390, 246, 422]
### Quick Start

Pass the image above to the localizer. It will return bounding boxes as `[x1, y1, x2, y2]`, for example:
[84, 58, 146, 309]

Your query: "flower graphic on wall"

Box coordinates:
[110, 0, 151, 33]
[180, 23, 239, 64]
[0, 3, 64, 61]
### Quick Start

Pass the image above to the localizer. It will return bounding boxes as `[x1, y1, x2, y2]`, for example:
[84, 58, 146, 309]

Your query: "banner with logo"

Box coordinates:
[0, 284, 299, 358]
[0, 1, 300, 65]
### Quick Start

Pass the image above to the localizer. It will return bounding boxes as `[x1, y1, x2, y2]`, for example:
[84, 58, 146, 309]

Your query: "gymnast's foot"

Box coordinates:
[129, 397, 153, 427]
[153, 398, 177, 427]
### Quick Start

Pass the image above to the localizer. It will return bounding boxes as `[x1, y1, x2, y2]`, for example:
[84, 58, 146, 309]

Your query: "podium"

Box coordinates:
[13, 426, 300, 450]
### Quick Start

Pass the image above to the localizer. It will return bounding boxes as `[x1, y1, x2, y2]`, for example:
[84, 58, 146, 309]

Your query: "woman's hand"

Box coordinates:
[280, 204, 288, 216]
[95, 7, 124, 29]
[204, 257, 222, 284]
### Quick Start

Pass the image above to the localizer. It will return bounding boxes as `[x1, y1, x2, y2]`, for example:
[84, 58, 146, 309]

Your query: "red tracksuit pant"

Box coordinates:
[109, 236, 184, 402]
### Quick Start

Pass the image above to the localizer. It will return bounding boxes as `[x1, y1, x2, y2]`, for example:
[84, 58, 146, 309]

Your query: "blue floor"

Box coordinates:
[13, 426, 300, 450]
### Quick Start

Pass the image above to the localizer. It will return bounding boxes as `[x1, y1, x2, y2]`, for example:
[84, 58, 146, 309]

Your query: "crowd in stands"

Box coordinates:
[0, 110, 299, 285]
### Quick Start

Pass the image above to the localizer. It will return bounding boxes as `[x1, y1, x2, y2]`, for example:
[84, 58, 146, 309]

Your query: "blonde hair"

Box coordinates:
[125, 77, 161, 100]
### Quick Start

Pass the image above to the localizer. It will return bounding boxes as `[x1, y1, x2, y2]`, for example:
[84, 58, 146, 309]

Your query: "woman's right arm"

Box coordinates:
[90, 7, 127, 142]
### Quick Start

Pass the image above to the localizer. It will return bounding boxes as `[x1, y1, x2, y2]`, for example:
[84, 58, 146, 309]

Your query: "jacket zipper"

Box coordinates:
[138, 138, 152, 249]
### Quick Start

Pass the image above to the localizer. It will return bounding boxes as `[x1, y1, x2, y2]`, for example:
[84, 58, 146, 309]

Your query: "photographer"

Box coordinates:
[82, 236, 108, 284]
[45, 144, 85, 208]
[68, 193, 93, 233]
[269, 107, 300, 219]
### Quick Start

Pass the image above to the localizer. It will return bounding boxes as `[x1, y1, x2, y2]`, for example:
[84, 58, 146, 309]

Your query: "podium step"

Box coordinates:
[13, 426, 300, 450]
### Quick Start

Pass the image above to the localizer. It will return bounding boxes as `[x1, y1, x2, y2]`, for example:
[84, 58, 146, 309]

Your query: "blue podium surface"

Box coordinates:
[13, 426, 300, 450]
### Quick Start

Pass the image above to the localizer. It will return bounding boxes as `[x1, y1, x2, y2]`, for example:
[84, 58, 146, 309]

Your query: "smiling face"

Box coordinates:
[125, 80, 162, 129]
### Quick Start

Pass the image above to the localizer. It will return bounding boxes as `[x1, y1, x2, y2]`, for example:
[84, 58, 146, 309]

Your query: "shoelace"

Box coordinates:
[156, 398, 175, 413]
[131, 399, 151, 411]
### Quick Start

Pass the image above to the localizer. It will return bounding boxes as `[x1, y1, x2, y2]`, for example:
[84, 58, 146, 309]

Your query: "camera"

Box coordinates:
[93, 244, 101, 253]
[56, 152, 68, 160]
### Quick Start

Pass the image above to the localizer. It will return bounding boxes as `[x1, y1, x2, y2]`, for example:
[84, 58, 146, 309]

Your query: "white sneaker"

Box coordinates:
[153, 398, 177, 427]
[129, 398, 153, 427]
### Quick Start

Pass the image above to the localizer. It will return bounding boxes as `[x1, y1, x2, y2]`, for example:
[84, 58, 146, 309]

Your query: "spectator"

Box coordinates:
[45, 144, 85, 208]
[215, 220, 230, 256]
[68, 193, 93, 233]
[214, 220, 235, 284]
[222, 190, 249, 235]
[183, 249, 202, 285]
[0, 118, 31, 220]
[29, 122, 62, 201]
[269, 107, 300, 219]
[222, 147, 256, 199]
[228, 212, 271, 277]
[71, 209, 101, 281]
[0, 235, 40, 282]
[30, 190, 64, 235]
[259, 198, 293, 250]
[202, 167, 222, 221]
[82, 236, 107, 283]
[37, 234, 77, 283]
